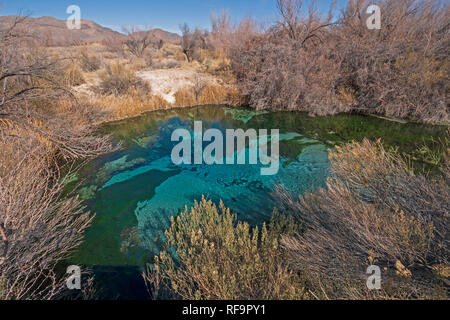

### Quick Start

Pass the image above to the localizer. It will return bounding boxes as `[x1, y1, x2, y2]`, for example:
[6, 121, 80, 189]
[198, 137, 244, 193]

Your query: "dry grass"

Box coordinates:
[174, 84, 242, 107]
[173, 86, 197, 106]
[79, 49, 103, 72]
[89, 93, 170, 121]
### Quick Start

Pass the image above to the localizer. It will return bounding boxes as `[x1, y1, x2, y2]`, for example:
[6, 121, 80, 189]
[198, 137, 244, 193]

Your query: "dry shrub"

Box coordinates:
[228, 0, 449, 122]
[334, 0, 449, 122]
[0, 16, 114, 300]
[79, 49, 102, 72]
[147, 197, 305, 300]
[279, 139, 449, 299]
[229, 1, 342, 113]
[102, 36, 125, 57]
[180, 24, 209, 63]
[58, 61, 86, 87]
[151, 59, 181, 70]
[0, 143, 93, 299]
[122, 26, 158, 58]
[96, 62, 151, 97]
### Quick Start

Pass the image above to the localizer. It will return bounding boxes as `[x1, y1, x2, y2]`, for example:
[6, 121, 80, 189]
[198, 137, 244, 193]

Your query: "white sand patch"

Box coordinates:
[137, 69, 220, 104]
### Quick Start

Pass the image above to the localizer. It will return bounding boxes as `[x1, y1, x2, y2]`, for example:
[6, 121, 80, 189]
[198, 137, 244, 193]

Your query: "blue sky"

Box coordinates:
[0, 0, 348, 34]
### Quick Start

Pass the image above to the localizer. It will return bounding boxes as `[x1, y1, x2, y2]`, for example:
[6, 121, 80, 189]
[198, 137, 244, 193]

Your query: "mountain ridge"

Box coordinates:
[0, 15, 181, 46]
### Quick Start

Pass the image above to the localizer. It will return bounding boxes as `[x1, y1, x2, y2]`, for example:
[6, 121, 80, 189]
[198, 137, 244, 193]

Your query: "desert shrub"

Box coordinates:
[228, 0, 449, 122]
[102, 36, 125, 57]
[0, 146, 93, 299]
[334, 0, 449, 122]
[58, 61, 86, 87]
[122, 26, 163, 58]
[79, 49, 102, 72]
[96, 62, 151, 97]
[0, 16, 113, 299]
[279, 139, 449, 299]
[147, 197, 305, 300]
[152, 59, 182, 70]
[165, 59, 181, 69]
[229, 1, 343, 113]
[180, 23, 210, 63]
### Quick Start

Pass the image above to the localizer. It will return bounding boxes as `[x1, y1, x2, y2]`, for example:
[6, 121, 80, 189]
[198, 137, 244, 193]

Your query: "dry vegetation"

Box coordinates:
[225, 0, 449, 123]
[278, 139, 449, 299]
[0, 16, 112, 299]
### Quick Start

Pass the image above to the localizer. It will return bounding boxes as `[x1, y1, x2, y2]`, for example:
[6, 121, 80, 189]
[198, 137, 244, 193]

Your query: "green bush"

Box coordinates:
[152, 197, 305, 300]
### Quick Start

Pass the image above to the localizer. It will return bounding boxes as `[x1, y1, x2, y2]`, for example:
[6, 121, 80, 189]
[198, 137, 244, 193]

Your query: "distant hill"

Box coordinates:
[128, 28, 181, 45]
[0, 15, 180, 46]
[145, 28, 181, 44]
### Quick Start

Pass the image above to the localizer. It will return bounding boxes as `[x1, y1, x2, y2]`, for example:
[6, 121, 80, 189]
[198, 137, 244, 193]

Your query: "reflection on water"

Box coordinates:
[69, 105, 447, 299]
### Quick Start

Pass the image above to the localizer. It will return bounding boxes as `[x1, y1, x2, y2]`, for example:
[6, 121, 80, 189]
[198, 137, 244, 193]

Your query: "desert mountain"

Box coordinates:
[0, 15, 180, 46]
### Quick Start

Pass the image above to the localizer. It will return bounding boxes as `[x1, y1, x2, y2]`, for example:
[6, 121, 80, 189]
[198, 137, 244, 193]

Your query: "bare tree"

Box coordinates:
[180, 23, 207, 62]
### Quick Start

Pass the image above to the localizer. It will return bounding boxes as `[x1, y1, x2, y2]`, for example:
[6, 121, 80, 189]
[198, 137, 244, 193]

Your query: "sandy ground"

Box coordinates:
[74, 68, 221, 104]
[136, 69, 221, 104]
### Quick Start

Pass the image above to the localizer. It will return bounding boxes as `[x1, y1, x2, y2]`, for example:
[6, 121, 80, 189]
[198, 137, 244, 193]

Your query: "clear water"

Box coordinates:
[69, 105, 447, 299]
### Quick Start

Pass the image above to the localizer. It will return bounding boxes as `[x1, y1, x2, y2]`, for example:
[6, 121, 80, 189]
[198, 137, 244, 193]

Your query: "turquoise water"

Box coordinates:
[69, 105, 448, 299]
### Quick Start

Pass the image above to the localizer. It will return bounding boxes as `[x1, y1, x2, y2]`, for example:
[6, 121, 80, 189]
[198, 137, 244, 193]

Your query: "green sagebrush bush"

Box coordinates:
[150, 197, 306, 300]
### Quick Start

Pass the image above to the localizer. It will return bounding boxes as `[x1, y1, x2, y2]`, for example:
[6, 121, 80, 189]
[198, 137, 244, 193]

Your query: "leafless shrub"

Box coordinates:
[102, 36, 125, 57]
[192, 75, 207, 102]
[142, 263, 161, 300]
[152, 59, 181, 70]
[0, 145, 93, 299]
[229, 0, 341, 112]
[122, 26, 160, 58]
[79, 49, 102, 72]
[335, 0, 450, 122]
[180, 23, 208, 63]
[0, 15, 114, 300]
[228, 0, 449, 122]
[278, 139, 449, 299]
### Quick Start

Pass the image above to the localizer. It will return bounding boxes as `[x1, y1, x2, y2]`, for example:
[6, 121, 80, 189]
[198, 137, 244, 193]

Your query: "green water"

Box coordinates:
[68, 105, 448, 299]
